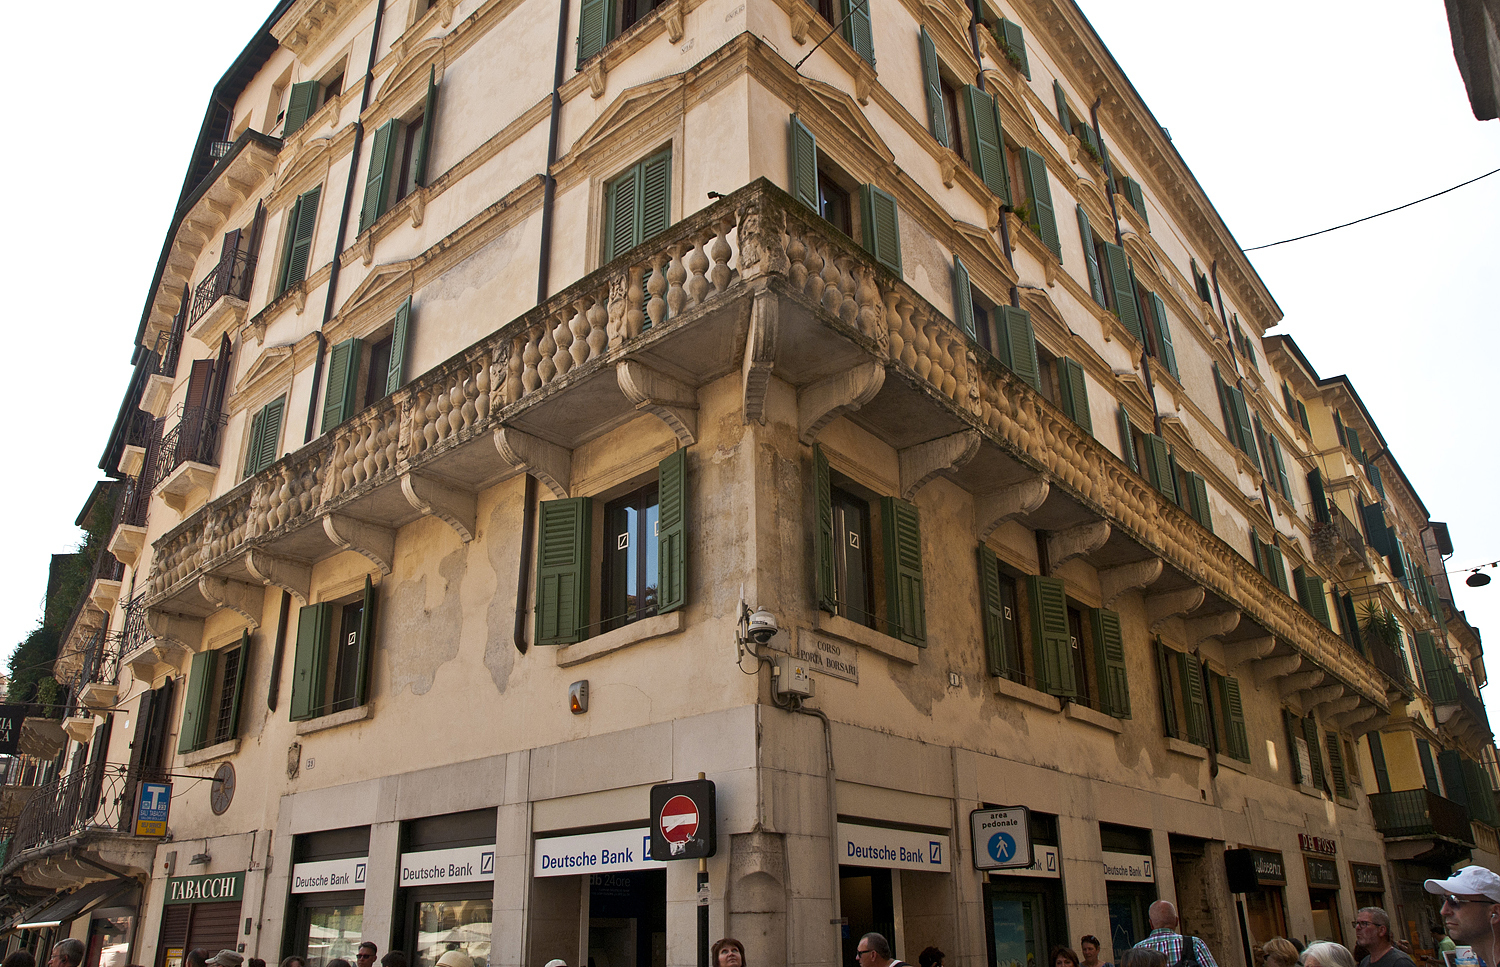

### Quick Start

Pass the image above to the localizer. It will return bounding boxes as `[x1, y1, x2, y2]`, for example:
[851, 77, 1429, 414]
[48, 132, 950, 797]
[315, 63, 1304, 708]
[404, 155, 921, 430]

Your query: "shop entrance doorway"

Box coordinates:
[587, 869, 665, 967]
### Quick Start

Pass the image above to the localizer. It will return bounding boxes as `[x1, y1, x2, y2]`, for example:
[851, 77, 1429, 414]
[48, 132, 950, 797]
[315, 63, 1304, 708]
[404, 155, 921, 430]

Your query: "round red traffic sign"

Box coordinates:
[659, 795, 699, 844]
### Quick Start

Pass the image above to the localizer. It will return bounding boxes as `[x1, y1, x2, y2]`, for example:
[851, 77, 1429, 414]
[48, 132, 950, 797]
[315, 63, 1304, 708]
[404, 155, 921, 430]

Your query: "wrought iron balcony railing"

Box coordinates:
[153, 307, 187, 381]
[1369, 788, 1474, 844]
[190, 249, 256, 326]
[119, 594, 151, 658]
[156, 403, 226, 477]
[1370, 637, 1412, 689]
[8, 763, 151, 859]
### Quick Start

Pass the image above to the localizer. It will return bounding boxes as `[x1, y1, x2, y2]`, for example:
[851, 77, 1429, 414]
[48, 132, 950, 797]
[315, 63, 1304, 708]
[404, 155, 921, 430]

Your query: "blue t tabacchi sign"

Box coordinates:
[135, 781, 172, 837]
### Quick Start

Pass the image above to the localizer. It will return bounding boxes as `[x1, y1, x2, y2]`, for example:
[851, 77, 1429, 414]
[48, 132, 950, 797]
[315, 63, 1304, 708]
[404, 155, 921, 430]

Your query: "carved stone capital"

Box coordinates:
[1046, 520, 1110, 569]
[975, 479, 1049, 539]
[246, 550, 313, 606]
[899, 430, 981, 499]
[617, 360, 698, 447]
[798, 362, 884, 443]
[1099, 558, 1163, 608]
[402, 472, 478, 543]
[323, 514, 396, 574]
[494, 427, 572, 498]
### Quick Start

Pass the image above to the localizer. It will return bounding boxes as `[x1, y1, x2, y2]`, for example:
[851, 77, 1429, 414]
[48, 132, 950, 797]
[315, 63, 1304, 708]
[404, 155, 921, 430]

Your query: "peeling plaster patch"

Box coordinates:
[484, 495, 518, 691]
[383, 546, 468, 695]
[424, 228, 521, 303]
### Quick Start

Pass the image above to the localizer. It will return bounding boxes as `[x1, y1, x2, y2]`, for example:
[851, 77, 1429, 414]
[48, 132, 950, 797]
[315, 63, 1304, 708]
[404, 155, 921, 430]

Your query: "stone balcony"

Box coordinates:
[140, 180, 1391, 721]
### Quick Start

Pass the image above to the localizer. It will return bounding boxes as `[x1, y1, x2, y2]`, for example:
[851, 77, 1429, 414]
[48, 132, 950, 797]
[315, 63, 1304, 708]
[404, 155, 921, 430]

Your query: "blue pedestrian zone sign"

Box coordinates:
[970, 806, 1032, 870]
[135, 781, 172, 837]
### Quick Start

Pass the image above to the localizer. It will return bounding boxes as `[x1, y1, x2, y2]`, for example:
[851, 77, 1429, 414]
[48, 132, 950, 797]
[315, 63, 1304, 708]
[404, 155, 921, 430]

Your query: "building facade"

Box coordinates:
[2, 2, 1494, 967]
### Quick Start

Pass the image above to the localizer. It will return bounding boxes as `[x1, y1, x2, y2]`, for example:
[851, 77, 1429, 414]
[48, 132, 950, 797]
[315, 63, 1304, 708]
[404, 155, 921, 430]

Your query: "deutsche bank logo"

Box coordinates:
[988, 832, 1017, 864]
[480, 851, 495, 875]
[929, 841, 942, 864]
[355, 863, 367, 884]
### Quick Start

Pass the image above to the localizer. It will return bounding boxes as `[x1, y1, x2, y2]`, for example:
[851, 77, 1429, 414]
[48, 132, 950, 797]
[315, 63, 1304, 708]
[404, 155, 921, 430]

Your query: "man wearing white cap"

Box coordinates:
[1425, 865, 1500, 967]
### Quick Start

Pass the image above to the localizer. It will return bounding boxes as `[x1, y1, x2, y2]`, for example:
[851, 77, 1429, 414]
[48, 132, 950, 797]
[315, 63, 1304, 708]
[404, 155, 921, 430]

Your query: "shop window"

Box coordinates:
[291, 578, 377, 721]
[605, 147, 672, 263]
[288, 826, 371, 967]
[278, 185, 323, 296]
[244, 396, 287, 479]
[535, 449, 686, 645]
[177, 630, 252, 754]
[398, 809, 498, 967]
[359, 69, 439, 233]
[815, 445, 925, 645]
[320, 297, 412, 433]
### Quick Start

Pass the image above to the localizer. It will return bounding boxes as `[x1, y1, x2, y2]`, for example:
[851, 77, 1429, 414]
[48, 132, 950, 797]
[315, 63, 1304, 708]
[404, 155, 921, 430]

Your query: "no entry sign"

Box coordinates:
[650, 779, 716, 860]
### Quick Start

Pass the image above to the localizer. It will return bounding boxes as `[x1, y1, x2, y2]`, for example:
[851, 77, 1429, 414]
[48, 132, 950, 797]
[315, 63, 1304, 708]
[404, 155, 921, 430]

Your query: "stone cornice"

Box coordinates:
[273, 0, 366, 63]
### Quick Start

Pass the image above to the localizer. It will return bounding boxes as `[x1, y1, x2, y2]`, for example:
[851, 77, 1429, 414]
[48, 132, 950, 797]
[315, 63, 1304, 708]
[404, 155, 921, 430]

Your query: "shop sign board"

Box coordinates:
[1305, 856, 1341, 889]
[650, 779, 716, 860]
[534, 827, 666, 877]
[165, 872, 245, 904]
[1102, 851, 1155, 882]
[135, 781, 172, 837]
[0, 705, 22, 755]
[1350, 862, 1385, 891]
[291, 856, 369, 893]
[1298, 834, 1337, 855]
[994, 844, 1060, 879]
[840, 822, 951, 872]
[970, 807, 1032, 871]
[400, 844, 496, 886]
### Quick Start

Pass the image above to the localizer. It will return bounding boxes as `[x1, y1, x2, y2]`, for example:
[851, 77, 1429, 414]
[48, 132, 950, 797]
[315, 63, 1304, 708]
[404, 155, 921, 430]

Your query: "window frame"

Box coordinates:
[291, 577, 377, 722]
[177, 630, 252, 754]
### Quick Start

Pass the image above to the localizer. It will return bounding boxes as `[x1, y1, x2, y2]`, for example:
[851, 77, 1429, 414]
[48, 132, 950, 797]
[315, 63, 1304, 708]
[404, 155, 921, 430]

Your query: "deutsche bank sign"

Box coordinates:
[838, 823, 952, 872]
[533, 827, 667, 878]
[970, 806, 1033, 871]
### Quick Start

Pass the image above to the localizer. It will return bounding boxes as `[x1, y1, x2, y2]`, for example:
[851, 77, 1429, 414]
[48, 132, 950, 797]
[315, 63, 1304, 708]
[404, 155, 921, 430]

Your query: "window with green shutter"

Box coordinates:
[1020, 148, 1061, 261]
[1182, 471, 1212, 532]
[1142, 434, 1176, 503]
[605, 148, 672, 264]
[1155, 639, 1179, 739]
[995, 305, 1040, 390]
[996, 18, 1030, 78]
[952, 256, 976, 338]
[1076, 206, 1106, 307]
[860, 183, 902, 275]
[278, 185, 322, 295]
[290, 580, 376, 721]
[1417, 738, 1441, 793]
[1121, 176, 1149, 227]
[535, 497, 592, 646]
[360, 119, 401, 233]
[790, 114, 820, 213]
[977, 546, 1021, 680]
[1144, 292, 1178, 379]
[283, 80, 321, 137]
[1028, 576, 1075, 698]
[1220, 676, 1250, 762]
[1091, 607, 1129, 718]
[1307, 469, 1331, 523]
[386, 296, 412, 396]
[1053, 80, 1072, 134]
[919, 28, 948, 147]
[841, 0, 875, 66]
[881, 496, 926, 645]
[1191, 259, 1212, 304]
[1301, 715, 1326, 791]
[1284, 709, 1306, 784]
[1102, 243, 1144, 344]
[321, 337, 364, 434]
[178, 648, 217, 754]
[1179, 650, 1209, 747]
[1367, 731, 1391, 793]
[1293, 566, 1331, 628]
[1055, 357, 1091, 435]
[577, 0, 612, 64]
[963, 86, 1010, 203]
[1117, 406, 1137, 473]
[1326, 731, 1348, 797]
[244, 396, 286, 478]
[291, 602, 332, 721]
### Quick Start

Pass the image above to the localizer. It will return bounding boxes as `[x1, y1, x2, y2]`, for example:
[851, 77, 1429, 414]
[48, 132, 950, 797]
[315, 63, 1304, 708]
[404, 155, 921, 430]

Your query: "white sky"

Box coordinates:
[1, 0, 1496, 721]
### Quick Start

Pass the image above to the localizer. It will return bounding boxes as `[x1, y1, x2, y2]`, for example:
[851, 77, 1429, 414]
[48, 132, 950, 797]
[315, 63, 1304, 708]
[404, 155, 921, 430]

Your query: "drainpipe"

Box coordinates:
[304, 0, 389, 443]
[794, 704, 843, 961]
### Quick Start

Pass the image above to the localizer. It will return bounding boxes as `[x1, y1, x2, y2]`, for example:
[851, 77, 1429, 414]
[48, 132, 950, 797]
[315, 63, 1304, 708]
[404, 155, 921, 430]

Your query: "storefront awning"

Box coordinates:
[14, 878, 138, 930]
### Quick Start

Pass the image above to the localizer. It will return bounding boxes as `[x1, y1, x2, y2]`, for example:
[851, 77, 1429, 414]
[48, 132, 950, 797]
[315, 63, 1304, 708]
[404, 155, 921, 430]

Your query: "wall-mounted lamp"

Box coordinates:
[189, 852, 211, 866]
[569, 681, 589, 714]
[1468, 570, 1492, 588]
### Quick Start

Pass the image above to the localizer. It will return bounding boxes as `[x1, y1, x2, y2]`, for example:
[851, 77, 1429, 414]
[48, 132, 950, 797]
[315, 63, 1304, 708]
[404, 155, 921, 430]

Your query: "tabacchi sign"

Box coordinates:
[165, 872, 245, 905]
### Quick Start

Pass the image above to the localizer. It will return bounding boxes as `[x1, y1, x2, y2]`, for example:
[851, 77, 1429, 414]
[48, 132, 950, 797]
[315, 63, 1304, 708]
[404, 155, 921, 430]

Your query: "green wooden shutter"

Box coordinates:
[535, 497, 592, 645]
[1117, 406, 1137, 472]
[841, 0, 875, 66]
[1185, 472, 1212, 532]
[1264, 545, 1288, 595]
[243, 406, 267, 480]
[1056, 357, 1091, 434]
[1284, 709, 1306, 784]
[280, 186, 321, 294]
[1053, 80, 1071, 134]
[1367, 462, 1385, 498]
[1102, 243, 1144, 344]
[1028, 576, 1074, 697]
[1326, 731, 1348, 798]
[1346, 427, 1366, 464]
[251, 397, 285, 475]
[1021, 148, 1061, 260]
[226, 630, 251, 740]
[1304, 571, 1331, 628]
[814, 445, 836, 613]
[860, 184, 902, 275]
[1250, 527, 1264, 575]
[1143, 434, 1176, 503]
[1307, 469, 1330, 523]
[952, 256, 976, 338]
[359, 119, 400, 233]
[881, 497, 926, 645]
[1360, 502, 1392, 555]
[962, 86, 1010, 203]
[1222, 677, 1249, 762]
[1413, 632, 1444, 699]
[1440, 749, 1468, 807]
[1147, 292, 1178, 379]
[386, 297, 411, 396]
[354, 575, 375, 707]
[1179, 651, 1208, 746]
[1368, 732, 1391, 792]
[1340, 593, 1365, 654]
[1227, 386, 1261, 472]
[1269, 435, 1291, 498]
[1297, 400, 1310, 432]
[1122, 176, 1149, 226]
[1301, 716, 1326, 790]
[577, 0, 612, 64]
[283, 80, 320, 137]
[656, 448, 687, 614]
[604, 162, 638, 263]
[639, 148, 672, 243]
[177, 649, 217, 753]
[1091, 608, 1129, 718]
[1077, 122, 1102, 161]
[321, 337, 363, 433]
[997, 306, 1040, 390]
[1076, 206, 1106, 306]
[414, 66, 438, 188]
[998, 19, 1030, 78]
[291, 602, 332, 721]
[919, 28, 948, 147]
[1156, 639, 1179, 738]
[978, 546, 1013, 677]
[790, 114, 820, 212]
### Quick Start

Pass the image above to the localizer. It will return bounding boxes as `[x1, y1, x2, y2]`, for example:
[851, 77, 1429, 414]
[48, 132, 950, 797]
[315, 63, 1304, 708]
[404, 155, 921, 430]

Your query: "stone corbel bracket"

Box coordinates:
[323, 514, 396, 575]
[1183, 609, 1240, 648]
[246, 550, 313, 606]
[144, 609, 206, 654]
[1224, 635, 1276, 671]
[797, 362, 884, 443]
[494, 427, 572, 498]
[899, 430, 980, 499]
[1145, 587, 1205, 636]
[402, 472, 477, 542]
[742, 288, 777, 425]
[1046, 520, 1111, 569]
[1099, 558, 1163, 609]
[976, 479, 1049, 540]
[1277, 669, 1326, 701]
[198, 576, 264, 630]
[617, 360, 699, 447]
[1333, 704, 1379, 731]
[1296, 682, 1344, 709]
[1253, 654, 1306, 689]
[660, 0, 684, 41]
[1318, 694, 1361, 719]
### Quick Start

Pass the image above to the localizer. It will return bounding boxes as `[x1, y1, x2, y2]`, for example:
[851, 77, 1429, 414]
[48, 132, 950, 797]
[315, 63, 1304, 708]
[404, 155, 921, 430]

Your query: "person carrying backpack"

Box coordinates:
[1132, 901, 1219, 967]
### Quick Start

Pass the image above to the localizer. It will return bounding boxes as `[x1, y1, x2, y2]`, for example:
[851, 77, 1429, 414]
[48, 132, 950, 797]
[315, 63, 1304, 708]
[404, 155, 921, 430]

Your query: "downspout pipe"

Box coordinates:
[304, 0, 389, 443]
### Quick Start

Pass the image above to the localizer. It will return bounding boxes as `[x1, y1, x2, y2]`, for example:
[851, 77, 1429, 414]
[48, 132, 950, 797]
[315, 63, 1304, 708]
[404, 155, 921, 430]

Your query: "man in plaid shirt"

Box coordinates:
[1133, 901, 1219, 967]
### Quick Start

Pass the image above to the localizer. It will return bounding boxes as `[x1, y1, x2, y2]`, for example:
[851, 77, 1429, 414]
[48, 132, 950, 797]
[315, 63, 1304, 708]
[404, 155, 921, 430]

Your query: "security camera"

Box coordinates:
[746, 608, 779, 645]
